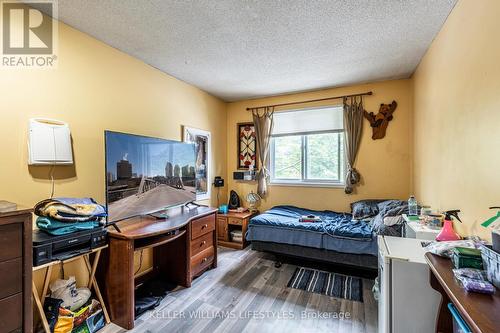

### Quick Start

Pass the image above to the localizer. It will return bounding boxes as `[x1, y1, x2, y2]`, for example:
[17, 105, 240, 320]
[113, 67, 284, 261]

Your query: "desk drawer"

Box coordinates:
[0, 258, 22, 299]
[228, 218, 242, 226]
[191, 214, 215, 240]
[0, 224, 22, 262]
[191, 232, 213, 257]
[0, 293, 22, 333]
[191, 246, 214, 277]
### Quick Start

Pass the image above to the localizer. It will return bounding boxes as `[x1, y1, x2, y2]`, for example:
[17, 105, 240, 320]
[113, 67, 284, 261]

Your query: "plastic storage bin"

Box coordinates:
[480, 245, 500, 289]
[493, 230, 500, 253]
[448, 303, 472, 333]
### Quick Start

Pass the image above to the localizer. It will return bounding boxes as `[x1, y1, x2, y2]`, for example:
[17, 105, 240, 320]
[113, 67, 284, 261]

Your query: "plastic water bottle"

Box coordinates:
[408, 195, 418, 216]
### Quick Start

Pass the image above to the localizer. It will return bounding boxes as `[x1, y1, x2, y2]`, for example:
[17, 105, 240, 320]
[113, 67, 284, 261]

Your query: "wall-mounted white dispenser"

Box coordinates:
[28, 118, 73, 165]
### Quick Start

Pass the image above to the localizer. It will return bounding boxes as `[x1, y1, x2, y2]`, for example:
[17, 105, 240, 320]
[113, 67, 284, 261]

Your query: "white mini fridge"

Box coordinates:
[378, 236, 441, 333]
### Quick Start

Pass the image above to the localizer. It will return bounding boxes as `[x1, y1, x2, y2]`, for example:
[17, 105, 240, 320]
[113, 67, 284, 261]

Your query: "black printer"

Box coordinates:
[33, 227, 107, 267]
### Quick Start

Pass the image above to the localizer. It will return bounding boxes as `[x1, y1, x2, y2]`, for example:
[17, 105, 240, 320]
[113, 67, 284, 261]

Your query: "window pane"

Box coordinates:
[306, 133, 344, 181]
[339, 133, 345, 181]
[273, 136, 302, 179]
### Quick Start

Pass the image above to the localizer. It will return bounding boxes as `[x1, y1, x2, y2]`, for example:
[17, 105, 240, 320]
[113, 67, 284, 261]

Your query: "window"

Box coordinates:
[270, 105, 345, 186]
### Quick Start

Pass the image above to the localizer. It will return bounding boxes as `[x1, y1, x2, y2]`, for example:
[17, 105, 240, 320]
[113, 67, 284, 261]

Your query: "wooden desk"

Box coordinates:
[425, 252, 500, 333]
[99, 206, 217, 329]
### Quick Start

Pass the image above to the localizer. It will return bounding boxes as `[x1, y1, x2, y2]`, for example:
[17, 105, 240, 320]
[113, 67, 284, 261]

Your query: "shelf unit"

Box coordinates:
[32, 246, 110, 333]
[402, 214, 442, 240]
[217, 211, 259, 249]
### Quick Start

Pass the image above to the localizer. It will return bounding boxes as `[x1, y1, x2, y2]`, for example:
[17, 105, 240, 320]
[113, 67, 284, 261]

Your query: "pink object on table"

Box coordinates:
[436, 219, 462, 241]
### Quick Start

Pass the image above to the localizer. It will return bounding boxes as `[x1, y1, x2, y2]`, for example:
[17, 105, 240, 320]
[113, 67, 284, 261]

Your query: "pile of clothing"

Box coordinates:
[350, 199, 416, 237]
[35, 198, 106, 235]
[43, 276, 105, 333]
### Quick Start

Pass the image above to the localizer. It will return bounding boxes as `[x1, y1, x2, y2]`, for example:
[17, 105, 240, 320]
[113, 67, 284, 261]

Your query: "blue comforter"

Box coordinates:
[250, 205, 374, 240]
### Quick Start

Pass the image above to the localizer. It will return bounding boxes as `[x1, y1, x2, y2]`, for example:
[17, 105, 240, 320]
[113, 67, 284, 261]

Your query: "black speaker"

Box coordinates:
[213, 176, 224, 187]
[228, 190, 240, 209]
[233, 172, 244, 180]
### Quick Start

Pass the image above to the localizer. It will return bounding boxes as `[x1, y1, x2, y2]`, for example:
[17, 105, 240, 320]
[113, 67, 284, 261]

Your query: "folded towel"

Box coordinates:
[37, 216, 101, 235]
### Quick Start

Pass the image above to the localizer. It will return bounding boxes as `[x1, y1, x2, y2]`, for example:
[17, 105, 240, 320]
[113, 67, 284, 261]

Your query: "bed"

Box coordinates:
[247, 204, 405, 270]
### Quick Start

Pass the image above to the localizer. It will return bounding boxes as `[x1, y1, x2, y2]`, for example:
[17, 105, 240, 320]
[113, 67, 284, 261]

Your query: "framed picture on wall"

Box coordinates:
[237, 122, 258, 170]
[183, 126, 211, 201]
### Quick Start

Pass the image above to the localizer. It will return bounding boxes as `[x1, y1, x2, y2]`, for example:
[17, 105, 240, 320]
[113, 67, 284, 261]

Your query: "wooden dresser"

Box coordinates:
[0, 208, 32, 333]
[190, 212, 217, 279]
[100, 206, 217, 329]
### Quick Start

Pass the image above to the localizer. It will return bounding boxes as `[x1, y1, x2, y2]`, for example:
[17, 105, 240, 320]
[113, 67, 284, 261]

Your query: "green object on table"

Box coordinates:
[481, 211, 500, 228]
[454, 247, 482, 258]
[451, 247, 483, 269]
[408, 215, 420, 221]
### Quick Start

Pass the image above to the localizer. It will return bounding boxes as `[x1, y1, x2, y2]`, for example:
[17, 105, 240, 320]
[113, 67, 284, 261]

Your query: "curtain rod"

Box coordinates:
[246, 91, 373, 110]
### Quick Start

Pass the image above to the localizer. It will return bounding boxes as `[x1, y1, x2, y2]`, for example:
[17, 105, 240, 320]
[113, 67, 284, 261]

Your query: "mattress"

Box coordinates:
[247, 206, 377, 256]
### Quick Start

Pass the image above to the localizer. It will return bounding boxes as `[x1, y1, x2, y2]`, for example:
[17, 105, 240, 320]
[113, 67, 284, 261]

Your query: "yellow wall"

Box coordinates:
[412, 0, 500, 239]
[0, 23, 227, 209]
[6, 1, 500, 325]
[227, 79, 413, 212]
[0, 17, 227, 295]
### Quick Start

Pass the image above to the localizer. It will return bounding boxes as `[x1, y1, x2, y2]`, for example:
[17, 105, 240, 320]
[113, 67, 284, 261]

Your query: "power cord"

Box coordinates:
[216, 187, 220, 207]
[60, 261, 65, 279]
[50, 127, 57, 198]
[49, 165, 55, 198]
[321, 213, 353, 238]
[134, 250, 144, 275]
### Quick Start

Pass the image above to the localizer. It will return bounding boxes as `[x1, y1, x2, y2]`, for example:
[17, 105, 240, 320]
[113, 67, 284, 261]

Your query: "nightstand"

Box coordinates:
[217, 211, 259, 249]
[402, 214, 442, 240]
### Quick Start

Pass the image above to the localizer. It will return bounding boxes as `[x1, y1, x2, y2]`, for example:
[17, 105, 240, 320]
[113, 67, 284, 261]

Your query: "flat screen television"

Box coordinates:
[105, 131, 196, 222]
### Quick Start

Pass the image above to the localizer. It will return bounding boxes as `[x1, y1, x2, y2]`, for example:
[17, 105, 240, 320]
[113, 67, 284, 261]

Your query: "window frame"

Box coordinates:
[269, 106, 346, 188]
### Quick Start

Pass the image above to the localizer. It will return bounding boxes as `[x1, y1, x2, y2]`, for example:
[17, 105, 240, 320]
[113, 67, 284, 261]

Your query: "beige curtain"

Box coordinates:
[343, 96, 364, 194]
[252, 107, 274, 197]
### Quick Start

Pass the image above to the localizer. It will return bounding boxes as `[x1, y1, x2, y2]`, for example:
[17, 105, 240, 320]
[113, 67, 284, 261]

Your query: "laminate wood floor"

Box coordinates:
[103, 247, 378, 333]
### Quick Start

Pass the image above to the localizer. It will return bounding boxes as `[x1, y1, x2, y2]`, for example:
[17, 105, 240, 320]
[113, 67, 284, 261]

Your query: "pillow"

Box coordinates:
[351, 199, 386, 219]
[375, 200, 412, 219]
[383, 215, 402, 226]
[370, 214, 404, 237]
[376, 199, 404, 213]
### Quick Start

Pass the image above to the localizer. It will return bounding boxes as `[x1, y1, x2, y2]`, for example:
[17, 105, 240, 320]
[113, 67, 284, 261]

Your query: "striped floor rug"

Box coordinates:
[287, 267, 363, 302]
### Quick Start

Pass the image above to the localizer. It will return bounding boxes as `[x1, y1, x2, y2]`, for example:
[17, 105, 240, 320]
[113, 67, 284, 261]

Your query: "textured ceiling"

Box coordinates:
[37, 0, 456, 101]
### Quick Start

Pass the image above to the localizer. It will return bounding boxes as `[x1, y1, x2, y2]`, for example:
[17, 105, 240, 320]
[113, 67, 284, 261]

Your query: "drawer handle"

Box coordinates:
[200, 241, 206, 246]
[202, 224, 208, 229]
[202, 257, 208, 263]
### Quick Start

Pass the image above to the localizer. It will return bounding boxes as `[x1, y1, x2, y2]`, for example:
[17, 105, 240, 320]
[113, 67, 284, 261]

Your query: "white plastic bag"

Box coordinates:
[424, 240, 479, 258]
[50, 276, 91, 311]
